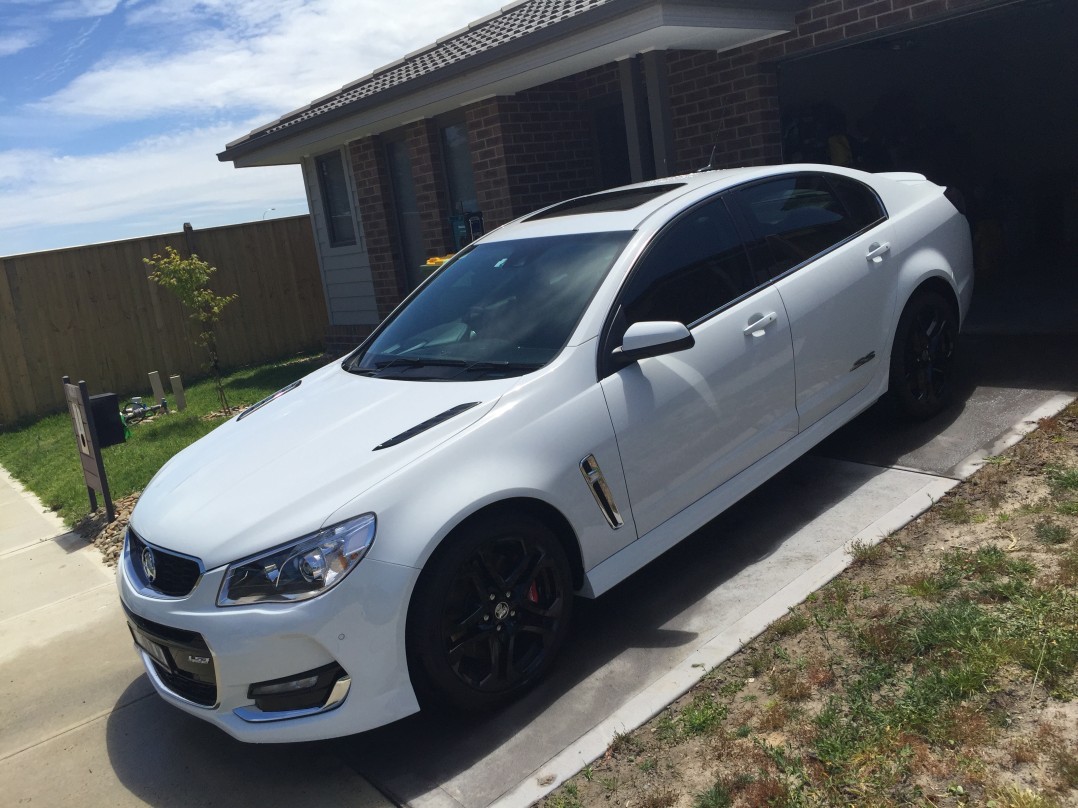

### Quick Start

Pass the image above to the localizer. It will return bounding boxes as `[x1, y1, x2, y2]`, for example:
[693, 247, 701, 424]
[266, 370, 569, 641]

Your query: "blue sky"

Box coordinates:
[0, 0, 502, 256]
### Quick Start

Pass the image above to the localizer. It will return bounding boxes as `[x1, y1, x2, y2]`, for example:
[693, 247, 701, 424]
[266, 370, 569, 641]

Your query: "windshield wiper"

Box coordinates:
[373, 357, 466, 369]
[457, 361, 542, 372]
[349, 356, 466, 377]
[351, 356, 542, 379]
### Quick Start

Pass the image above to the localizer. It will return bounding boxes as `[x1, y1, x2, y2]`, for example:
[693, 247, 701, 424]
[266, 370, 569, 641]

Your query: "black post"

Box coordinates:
[62, 376, 115, 523]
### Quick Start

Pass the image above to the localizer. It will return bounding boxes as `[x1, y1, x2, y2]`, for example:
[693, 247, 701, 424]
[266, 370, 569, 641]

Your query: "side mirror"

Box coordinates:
[611, 321, 695, 366]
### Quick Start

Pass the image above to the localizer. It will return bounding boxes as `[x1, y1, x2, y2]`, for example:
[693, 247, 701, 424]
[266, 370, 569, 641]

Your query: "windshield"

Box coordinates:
[347, 231, 632, 380]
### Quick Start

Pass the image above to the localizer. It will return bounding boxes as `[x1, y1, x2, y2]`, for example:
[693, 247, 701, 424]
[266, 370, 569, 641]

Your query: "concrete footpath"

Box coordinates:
[0, 465, 393, 808]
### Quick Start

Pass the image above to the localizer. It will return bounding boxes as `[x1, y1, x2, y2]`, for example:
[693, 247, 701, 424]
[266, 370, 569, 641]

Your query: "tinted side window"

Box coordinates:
[735, 175, 858, 277]
[828, 175, 886, 231]
[621, 197, 756, 328]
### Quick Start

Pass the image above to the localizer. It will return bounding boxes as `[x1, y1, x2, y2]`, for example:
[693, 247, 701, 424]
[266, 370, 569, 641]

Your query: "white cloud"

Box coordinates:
[35, 17, 102, 83]
[1, 0, 506, 254]
[0, 122, 307, 255]
[34, 0, 503, 121]
[47, 0, 122, 21]
[0, 30, 44, 56]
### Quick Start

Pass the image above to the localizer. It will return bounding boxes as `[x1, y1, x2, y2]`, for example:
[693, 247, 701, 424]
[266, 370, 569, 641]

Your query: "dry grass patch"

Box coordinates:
[542, 402, 1078, 808]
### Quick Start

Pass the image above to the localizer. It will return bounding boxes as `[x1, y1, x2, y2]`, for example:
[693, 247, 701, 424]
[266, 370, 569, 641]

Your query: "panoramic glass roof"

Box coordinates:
[526, 184, 685, 220]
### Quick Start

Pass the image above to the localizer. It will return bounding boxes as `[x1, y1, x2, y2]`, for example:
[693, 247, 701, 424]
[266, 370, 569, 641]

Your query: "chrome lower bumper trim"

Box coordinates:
[139, 648, 218, 710]
[232, 675, 352, 723]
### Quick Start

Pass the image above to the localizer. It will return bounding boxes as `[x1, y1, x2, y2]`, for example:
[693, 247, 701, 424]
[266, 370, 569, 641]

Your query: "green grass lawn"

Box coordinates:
[0, 353, 329, 525]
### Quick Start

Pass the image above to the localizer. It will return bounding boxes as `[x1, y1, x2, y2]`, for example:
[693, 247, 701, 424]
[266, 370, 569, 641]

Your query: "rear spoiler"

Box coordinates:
[876, 171, 965, 213]
[875, 171, 929, 184]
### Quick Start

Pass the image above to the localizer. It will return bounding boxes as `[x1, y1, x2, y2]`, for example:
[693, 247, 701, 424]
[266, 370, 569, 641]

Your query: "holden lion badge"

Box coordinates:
[141, 546, 157, 583]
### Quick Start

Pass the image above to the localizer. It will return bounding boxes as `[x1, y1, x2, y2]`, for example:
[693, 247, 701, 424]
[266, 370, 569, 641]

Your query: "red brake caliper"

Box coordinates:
[527, 581, 539, 603]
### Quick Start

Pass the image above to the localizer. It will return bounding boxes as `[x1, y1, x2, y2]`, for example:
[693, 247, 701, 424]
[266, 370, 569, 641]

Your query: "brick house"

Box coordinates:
[219, 0, 1078, 351]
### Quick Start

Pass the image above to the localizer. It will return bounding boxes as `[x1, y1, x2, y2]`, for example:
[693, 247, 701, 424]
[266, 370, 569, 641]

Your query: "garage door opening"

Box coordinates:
[778, 0, 1078, 334]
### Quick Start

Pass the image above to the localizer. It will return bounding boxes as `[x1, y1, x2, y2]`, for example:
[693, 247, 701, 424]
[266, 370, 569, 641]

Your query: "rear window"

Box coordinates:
[734, 174, 864, 278]
[828, 175, 886, 231]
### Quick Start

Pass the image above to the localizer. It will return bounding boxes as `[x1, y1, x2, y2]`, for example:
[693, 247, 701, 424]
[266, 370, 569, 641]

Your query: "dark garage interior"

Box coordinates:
[778, 0, 1078, 335]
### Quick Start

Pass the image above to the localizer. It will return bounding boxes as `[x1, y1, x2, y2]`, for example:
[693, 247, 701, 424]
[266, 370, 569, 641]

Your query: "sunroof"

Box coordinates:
[527, 183, 685, 220]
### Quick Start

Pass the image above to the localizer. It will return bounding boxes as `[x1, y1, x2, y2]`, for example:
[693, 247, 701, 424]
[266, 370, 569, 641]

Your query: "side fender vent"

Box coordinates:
[579, 454, 624, 529]
[373, 402, 481, 451]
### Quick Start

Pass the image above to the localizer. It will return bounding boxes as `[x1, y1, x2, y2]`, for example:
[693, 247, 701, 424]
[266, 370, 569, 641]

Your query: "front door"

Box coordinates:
[599, 196, 798, 537]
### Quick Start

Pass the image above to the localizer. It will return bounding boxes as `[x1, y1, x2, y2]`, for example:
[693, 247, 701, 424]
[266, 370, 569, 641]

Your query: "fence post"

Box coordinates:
[182, 222, 197, 257]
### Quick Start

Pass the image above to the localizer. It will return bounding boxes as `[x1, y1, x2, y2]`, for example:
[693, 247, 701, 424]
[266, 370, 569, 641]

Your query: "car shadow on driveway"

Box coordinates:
[817, 332, 1078, 475]
[103, 685, 379, 807]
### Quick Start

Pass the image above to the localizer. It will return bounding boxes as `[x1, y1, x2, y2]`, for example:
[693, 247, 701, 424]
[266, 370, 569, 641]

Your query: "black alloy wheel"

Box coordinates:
[889, 289, 957, 420]
[408, 514, 573, 712]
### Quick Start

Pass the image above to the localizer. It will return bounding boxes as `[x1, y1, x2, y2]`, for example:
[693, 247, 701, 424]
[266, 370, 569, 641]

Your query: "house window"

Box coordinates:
[315, 150, 357, 247]
[440, 121, 478, 214]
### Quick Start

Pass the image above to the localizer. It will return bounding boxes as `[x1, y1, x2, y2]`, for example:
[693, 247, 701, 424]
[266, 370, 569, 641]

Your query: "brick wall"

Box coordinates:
[339, 0, 1002, 338]
[348, 136, 406, 319]
[576, 62, 621, 103]
[464, 65, 622, 230]
[668, 0, 1000, 173]
[323, 324, 374, 357]
[465, 73, 604, 230]
[504, 79, 598, 216]
[667, 48, 781, 173]
[406, 119, 455, 258]
[465, 97, 517, 230]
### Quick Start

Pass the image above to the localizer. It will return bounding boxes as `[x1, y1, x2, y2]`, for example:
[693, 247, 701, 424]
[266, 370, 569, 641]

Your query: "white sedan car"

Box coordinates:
[119, 164, 972, 742]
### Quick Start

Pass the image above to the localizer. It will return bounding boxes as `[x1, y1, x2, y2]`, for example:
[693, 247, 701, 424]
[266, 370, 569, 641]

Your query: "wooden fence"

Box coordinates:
[0, 216, 329, 426]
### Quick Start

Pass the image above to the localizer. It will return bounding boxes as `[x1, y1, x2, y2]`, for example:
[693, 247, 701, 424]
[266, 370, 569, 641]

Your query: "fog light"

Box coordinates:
[250, 674, 320, 696]
[247, 662, 347, 713]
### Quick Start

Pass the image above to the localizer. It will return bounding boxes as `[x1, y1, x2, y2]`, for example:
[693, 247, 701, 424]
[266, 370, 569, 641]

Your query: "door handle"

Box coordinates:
[743, 312, 776, 336]
[866, 241, 891, 262]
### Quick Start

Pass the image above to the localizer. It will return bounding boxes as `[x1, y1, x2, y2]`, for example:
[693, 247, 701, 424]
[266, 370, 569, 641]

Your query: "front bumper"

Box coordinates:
[117, 542, 422, 742]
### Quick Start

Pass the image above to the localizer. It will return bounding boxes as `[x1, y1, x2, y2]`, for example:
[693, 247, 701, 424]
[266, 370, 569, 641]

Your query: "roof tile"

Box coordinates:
[259, 0, 617, 138]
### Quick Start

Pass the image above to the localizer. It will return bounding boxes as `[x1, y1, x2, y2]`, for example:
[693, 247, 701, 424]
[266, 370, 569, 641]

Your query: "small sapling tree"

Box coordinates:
[144, 246, 238, 413]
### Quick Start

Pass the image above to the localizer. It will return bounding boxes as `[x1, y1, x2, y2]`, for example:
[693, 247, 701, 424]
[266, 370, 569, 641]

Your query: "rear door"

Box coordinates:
[599, 195, 798, 538]
[730, 173, 896, 430]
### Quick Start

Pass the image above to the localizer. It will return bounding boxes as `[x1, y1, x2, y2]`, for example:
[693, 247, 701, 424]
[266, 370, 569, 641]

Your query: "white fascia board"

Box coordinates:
[232, 4, 793, 168]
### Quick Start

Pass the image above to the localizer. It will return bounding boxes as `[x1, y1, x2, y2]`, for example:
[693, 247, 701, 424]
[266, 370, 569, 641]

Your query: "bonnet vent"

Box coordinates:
[373, 402, 481, 450]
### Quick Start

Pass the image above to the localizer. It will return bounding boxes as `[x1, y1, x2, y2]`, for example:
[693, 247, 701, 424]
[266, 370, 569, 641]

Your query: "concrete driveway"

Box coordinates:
[1, 332, 1074, 808]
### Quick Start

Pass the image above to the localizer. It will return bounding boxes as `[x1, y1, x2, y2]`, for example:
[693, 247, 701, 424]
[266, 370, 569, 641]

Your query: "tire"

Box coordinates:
[407, 513, 574, 712]
[888, 289, 958, 420]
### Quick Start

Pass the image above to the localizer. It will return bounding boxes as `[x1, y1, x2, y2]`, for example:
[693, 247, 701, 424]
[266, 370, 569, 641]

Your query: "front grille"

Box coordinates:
[124, 604, 218, 707]
[127, 529, 202, 597]
[124, 606, 207, 647]
[150, 660, 218, 707]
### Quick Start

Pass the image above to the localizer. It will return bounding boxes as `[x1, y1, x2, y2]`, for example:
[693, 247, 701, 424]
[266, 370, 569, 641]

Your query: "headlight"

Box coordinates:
[216, 513, 376, 606]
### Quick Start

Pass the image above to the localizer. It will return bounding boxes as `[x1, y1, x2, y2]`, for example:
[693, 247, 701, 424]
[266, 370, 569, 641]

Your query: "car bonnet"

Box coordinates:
[129, 361, 513, 570]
